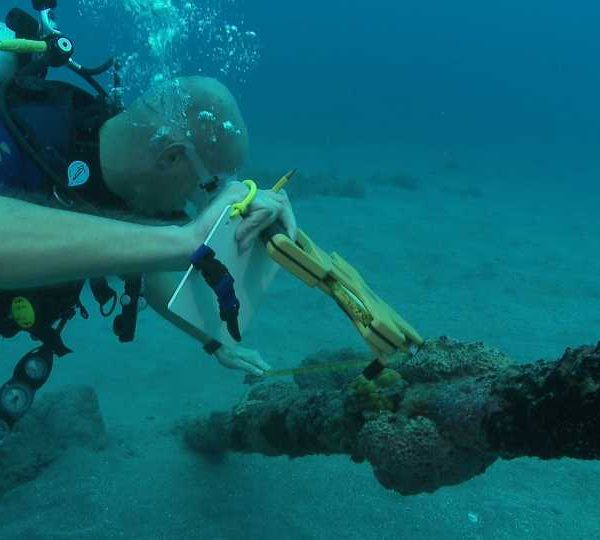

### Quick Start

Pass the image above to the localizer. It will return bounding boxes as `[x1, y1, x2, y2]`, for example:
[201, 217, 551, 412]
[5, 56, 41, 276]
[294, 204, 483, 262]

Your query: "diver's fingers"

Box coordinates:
[197, 182, 248, 238]
[279, 199, 298, 240]
[237, 199, 283, 230]
[235, 213, 256, 241]
[236, 205, 283, 249]
[235, 211, 264, 241]
[257, 192, 295, 237]
[238, 359, 268, 376]
[244, 349, 272, 372]
[269, 190, 297, 239]
[277, 189, 292, 206]
[238, 224, 264, 251]
[217, 181, 247, 204]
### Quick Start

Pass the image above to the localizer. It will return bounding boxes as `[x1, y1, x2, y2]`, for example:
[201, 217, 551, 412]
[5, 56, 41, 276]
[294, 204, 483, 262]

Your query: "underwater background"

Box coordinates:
[1, 0, 600, 538]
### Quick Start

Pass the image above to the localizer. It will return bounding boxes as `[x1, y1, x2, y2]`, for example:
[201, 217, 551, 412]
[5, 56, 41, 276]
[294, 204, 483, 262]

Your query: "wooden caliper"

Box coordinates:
[261, 171, 424, 380]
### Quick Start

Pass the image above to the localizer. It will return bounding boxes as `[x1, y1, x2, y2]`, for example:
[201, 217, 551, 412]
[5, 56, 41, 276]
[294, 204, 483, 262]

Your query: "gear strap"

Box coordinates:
[191, 245, 241, 342]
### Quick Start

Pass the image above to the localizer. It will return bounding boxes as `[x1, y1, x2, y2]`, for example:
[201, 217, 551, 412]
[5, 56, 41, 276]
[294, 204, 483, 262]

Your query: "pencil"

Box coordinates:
[271, 168, 297, 193]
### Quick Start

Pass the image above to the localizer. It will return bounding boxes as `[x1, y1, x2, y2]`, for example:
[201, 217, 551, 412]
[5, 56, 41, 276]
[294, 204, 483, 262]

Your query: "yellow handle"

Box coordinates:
[0, 39, 48, 54]
[230, 179, 258, 218]
[230, 169, 296, 218]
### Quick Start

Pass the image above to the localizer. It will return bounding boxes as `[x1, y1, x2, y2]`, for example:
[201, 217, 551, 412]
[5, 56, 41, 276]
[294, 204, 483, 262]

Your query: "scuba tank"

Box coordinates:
[0, 22, 17, 83]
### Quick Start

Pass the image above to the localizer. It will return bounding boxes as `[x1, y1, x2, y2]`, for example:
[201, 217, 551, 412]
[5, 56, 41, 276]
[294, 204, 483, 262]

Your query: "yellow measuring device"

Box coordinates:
[262, 357, 375, 379]
[256, 168, 423, 381]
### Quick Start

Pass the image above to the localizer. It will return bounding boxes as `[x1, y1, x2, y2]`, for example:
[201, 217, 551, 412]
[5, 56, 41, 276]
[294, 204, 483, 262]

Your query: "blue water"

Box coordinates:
[1, 1, 600, 538]
[245, 1, 600, 159]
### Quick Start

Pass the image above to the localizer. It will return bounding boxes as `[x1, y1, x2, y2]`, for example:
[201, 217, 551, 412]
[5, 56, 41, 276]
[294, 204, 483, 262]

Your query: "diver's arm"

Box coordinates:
[0, 196, 199, 289]
[144, 271, 271, 376]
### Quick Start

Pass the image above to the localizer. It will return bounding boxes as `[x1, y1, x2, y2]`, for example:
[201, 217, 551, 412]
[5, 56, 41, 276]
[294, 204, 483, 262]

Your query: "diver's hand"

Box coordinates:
[185, 182, 250, 248]
[236, 189, 298, 252]
[184, 181, 297, 255]
[214, 344, 271, 376]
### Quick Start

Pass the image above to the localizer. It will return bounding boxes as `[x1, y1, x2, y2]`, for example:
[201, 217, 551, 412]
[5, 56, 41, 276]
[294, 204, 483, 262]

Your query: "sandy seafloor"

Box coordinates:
[0, 141, 599, 539]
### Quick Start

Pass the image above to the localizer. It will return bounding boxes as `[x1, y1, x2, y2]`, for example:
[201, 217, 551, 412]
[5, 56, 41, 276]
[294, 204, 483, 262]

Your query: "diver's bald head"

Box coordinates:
[100, 76, 249, 213]
[132, 76, 248, 174]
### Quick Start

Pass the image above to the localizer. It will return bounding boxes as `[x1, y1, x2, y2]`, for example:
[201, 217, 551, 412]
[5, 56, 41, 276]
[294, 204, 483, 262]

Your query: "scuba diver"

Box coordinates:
[0, 2, 297, 442]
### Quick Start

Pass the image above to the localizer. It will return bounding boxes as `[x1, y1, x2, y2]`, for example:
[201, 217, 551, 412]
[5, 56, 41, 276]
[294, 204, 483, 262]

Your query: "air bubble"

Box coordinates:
[75, 0, 261, 100]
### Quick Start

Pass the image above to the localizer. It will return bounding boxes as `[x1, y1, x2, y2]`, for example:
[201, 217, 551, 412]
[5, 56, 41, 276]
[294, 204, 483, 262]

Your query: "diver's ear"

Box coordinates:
[156, 143, 188, 171]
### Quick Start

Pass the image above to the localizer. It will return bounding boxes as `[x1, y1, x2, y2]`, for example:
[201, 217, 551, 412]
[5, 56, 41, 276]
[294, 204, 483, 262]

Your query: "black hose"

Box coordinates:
[66, 63, 108, 98]
[76, 58, 114, 77]
[32, 0, 58, 11]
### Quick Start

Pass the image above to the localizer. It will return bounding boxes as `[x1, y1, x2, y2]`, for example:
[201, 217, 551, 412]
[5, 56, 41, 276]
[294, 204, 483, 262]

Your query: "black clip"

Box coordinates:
[113, 277, 143, 343]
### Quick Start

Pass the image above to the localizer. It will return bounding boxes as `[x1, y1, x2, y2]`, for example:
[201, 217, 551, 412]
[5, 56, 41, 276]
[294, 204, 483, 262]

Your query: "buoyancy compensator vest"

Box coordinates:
[0, 2, 144, 442]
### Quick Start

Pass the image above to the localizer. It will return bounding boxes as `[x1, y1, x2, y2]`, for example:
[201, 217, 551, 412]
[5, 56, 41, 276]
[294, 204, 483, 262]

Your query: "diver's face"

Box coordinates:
[149, 167, 198, 214]
[132, 144, 204, 215]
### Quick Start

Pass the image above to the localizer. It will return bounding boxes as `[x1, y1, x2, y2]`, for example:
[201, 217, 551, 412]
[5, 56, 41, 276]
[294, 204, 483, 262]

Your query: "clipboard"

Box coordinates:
[167, 205, 280, 345]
